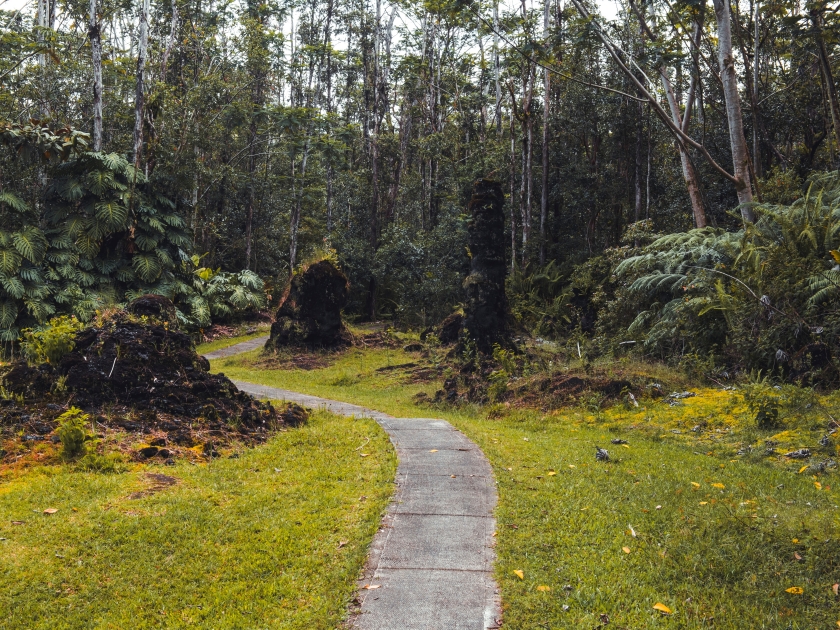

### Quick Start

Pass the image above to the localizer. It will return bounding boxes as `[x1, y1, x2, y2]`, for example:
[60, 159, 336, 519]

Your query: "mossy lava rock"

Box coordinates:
[266, 259, 350, 349]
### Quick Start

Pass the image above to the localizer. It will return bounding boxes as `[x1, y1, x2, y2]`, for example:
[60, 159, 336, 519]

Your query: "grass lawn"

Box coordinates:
[0, 410, 396, 630]
[215, 343, 840, 629]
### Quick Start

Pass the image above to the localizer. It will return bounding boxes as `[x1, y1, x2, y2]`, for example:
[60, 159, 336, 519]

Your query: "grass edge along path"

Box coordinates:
[214, 344, 840, 629]
[0, 410, 396, 630]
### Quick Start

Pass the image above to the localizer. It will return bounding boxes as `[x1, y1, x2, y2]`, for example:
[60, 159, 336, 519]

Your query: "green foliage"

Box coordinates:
[56, 407, 90, 460]
[741, 373, 782, 429]
[20, 315, 84, 364]
[507, 261, 573, 339]
[608, 172, 840, 383]
[171, 255, 266, 328]
[76, 452, 126, 473]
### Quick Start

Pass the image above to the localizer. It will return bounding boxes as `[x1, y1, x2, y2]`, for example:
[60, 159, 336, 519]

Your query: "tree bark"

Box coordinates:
[812, 7, 840, 152]
[662, 70, 707, 227]
[539, 0, 550, 265]
[133, 0, 150, 168]
[712, 0, 756, 219]
[88, 0, 103, 151]
[493, 1, 502, 133]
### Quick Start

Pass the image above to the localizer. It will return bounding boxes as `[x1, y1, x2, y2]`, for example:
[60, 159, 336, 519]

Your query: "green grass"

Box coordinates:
[216, 343, 840, 628]
[194, 329, 269, 355]
[0, 410, 396, 629]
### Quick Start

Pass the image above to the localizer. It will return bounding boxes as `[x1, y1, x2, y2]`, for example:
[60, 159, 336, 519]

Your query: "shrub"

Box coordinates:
[56, 407, 90, 460]
[21, 315, 84, 364]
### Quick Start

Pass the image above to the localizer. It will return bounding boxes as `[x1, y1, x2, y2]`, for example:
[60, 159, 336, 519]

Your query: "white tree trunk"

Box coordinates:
[133, 0, 150, 167]
[89, 0, 103, 151]
[712, 0, 756, 220]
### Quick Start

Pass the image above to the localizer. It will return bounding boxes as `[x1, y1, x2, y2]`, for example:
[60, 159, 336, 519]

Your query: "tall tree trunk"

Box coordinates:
[509, 111, 517, 272]
[662, 70, 707, 228]
[539, 0, 550, 265]
[133, 0, 149, 168]
[753, 0, 761, 176]
[812, 8, 840, 152]
[89, 0, 103, 151]
[493, 1, 502, 133]
[712, 0, 755, 219]
[635, 101, 643, 223]
[160, 0, 179, 80]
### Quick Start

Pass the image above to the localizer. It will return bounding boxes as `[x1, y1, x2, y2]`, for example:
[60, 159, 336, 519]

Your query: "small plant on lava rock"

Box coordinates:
[56, 407, 90, 460]
[20, 315, 84, 364]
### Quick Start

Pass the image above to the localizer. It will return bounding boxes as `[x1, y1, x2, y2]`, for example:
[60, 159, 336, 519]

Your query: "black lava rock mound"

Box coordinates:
[0, 302, 287, 444]
[266, 259, 350, 349]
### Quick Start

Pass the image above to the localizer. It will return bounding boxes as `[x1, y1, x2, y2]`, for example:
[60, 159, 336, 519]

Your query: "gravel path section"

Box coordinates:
[227, 378, 502, 629]
[201, 335, 270, 359]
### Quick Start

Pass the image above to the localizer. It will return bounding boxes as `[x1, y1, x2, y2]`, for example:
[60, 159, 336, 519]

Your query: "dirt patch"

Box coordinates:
[250, 350, 336, 371]
[127, 473, 180, 500]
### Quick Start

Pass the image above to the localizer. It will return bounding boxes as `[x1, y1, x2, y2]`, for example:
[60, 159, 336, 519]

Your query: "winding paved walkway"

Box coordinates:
[204, 340, 502, 629]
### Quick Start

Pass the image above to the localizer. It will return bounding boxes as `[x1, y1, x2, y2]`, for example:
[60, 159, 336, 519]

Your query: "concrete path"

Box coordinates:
[226, 378, 502, 629]
[202, 334, 270, 360]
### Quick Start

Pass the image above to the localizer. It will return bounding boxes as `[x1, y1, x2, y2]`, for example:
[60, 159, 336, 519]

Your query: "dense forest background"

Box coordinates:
[3, 0, 840, 380]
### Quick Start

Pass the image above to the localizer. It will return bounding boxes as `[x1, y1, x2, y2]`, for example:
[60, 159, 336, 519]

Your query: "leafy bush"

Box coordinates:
[20, 315, 84, 364]
[507, 261, 573, 339]
[56, 407, 90, 460]
[170, 255, 265, 328]
[610, 172, 840, 384]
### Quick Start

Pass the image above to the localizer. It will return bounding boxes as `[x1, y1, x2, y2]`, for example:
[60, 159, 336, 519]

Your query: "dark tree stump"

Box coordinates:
[265, 259, 350, 349]
[462, 179, 509, 353]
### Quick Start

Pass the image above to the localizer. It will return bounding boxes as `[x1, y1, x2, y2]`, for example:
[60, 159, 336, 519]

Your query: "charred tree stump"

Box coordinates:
[462, 179, 509, 353]
[265, 259, 350, 349]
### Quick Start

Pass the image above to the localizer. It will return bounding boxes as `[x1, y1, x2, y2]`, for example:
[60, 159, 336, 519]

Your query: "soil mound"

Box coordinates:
[266, 259, 350, 350]
[0, 306, 302, 452]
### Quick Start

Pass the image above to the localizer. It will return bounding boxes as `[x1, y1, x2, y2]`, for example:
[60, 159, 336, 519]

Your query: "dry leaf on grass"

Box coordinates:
[653, 602, 672, 614]
[785, 587, 804, 594]
[711, 483, 725, 489]
[833, 583, 838, 596]
[547, 471, 557, 476]
[536, 585, 550, 592]
[363, 584, 381, 590]
[513, 570, 524, 580]
[43, 509, 58, 514]
[691, 482, 700, 488]
[622, 546, 631, 554]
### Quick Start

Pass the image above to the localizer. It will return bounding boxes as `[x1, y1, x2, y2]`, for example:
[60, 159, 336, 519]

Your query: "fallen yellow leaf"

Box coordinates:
[653, 602, 672, 614]
[711, 483, 725, 489]
[792, 538, 799, 543]
[785, 586, 804, 595]
[43, 508, 58, 514]
[621, 444, 630, 448]
[547, 471, 557, 476]
[536, 585, 550, 592]
[799, 465, 809, 473]
[429, 449, 438, 453]
[691, 482, 700, 488]
[622, 546, 631, 554]
[568, 464, 576, 469]
[815, 482, 823, 490]
[699, 501, 708, 505]
[513, 570, 524, 580]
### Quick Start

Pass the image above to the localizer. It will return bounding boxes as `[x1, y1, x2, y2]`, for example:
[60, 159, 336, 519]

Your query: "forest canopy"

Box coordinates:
[2, 0, 840, 380]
